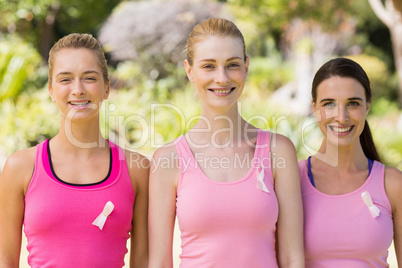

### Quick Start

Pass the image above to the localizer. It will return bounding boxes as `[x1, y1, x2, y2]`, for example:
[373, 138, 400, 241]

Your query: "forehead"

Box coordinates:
[193, 36, 244, 61]
[52, 48, 100, 73]
[316, 76, 366, 100]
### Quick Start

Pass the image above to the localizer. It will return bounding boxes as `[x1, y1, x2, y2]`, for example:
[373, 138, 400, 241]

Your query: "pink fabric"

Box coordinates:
[175, 129, 279, 267]
[299, 160, 393, 268]
[24, 140, 135, 268]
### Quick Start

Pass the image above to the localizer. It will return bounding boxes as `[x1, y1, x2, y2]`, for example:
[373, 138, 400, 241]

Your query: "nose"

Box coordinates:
[214, 67, 230, 84]
[335, 104, 349, 123]
[71, 79, 85, 96]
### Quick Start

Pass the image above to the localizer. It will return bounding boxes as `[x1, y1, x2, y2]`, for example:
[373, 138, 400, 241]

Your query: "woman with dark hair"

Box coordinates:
[299, 57, 402, 267]
[0, 33, 149, 267]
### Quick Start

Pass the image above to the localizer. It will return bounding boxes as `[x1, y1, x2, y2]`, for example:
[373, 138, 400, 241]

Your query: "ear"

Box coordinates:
[103, 81, 110, 100]
[244, 56, 249, 75]
[311, 99, 317, 113]
[48, 84, 55, 103]
[311, 99, 321, 120]
[184, 59, 194, 82]
[366, 101, 370, 115]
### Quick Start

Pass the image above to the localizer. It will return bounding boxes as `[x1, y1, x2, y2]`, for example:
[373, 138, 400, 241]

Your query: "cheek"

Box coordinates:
[318, 108, 332, 123]
[234, 71, 247, 82]
[355, 109, 368, 123]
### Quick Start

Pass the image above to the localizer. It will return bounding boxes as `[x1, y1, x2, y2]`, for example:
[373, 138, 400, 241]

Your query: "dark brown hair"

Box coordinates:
[312, 57, 380, 161]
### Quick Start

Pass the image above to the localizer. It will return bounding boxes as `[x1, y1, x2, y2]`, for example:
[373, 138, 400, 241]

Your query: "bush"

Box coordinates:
[0, 35, 42, 102]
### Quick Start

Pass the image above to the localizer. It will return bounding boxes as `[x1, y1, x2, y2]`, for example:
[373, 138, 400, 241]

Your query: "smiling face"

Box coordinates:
[184, 36, 249, 111]
[313, 76, 370, 148]
[49, 48, 109, 121]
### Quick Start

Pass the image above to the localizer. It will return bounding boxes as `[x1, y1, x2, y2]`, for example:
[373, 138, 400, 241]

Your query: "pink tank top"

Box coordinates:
[299, 160, 393, 267]
[175, 129, 279, 267]
[24, 140, 135, 268]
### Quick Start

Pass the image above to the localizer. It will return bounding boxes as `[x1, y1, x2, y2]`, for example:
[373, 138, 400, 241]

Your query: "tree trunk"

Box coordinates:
[368, 0, 402, 107]
[390, 22, 402, 107]
[38, 5, 59, 61]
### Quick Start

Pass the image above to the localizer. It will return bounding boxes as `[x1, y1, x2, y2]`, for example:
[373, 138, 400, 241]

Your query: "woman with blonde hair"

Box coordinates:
[149, 18, 304, 268]
[0, 33, 149, 267]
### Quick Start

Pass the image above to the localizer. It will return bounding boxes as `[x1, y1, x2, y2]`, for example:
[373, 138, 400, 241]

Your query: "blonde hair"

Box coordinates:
[186, 18, 246, 66]
[48, 33, 109, 85]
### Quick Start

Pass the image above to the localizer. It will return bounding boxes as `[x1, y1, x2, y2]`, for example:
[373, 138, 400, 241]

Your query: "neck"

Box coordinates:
[190, 102, 253, 146]
[56, 115, 106, 151]
[315, 139, 367, 170]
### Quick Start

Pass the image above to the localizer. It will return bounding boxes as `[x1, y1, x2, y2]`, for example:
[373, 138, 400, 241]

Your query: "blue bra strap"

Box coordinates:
[368, 158, 374, 176]
[307, 156, 315, 187]
[308, 157, 374, 189]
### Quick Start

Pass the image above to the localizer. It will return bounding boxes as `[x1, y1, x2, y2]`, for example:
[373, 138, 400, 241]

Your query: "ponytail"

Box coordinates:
[360, 120, 380, 162]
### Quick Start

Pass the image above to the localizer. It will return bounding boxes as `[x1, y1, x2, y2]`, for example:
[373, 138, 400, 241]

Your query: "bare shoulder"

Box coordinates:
[270, 132, 297, 154]
[384, 166, 402, 212]
[1, 146, 36, 192]
[122, 149, 150, 191]
[151, 141, 180, 171]
[149, 141, 180, 188]
[123, 149, 150, 173]
[385, 166, 402, 188]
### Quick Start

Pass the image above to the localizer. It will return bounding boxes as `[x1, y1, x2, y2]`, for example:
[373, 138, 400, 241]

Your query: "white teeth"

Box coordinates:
[213, 89, 231, 94]
[331, 126, 352, 133]
[70, 101, 89, 106]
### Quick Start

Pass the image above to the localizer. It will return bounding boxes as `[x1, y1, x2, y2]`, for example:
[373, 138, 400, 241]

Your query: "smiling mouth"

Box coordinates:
[208, 87, 235, 94]
[329, 126, 354, 133]
[69, 101, 90, 107]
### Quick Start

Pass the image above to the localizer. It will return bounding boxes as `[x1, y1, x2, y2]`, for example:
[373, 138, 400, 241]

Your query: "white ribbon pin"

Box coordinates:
[257, 166, 269, 193]
[92, 201, 114, 230]
[361, 191, 380, 218]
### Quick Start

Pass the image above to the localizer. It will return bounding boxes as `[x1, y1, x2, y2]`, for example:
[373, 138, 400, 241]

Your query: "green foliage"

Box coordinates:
[228, 0, 352, 56]
[229, 0, 351, 28]
[100, 83, 201, 153]
[0, 72, 400, 171]
[246, 55, 293, 93]
[0, 35, 42, 102]
[349, 1, 394, 70]
[0, 87, 58, 156]
[0, 0, 400, 173]
[0, 0, 122, 58]
[370, 97, 400, 116]
[369, 98, 402, 170]
[347, 54, 398, 101]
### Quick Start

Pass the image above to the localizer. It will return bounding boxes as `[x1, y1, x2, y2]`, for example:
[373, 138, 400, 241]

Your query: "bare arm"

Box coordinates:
[271, 134, 304, 268]
[126, 151, 150, 268]
[384, 166, 402, 266]
[148, 145, 180, 268]
[0, 148, 35, 268]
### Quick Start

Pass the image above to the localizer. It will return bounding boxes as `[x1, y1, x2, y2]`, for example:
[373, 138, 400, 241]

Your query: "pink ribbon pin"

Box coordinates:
[361, 191, 380, 218]
[92, 201, 114, 230]
[257, 166, 269, 193]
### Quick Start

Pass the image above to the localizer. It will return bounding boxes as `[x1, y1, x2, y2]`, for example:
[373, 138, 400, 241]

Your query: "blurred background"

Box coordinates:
[0, 0, 401, 167]
[0, 0, 401, 266]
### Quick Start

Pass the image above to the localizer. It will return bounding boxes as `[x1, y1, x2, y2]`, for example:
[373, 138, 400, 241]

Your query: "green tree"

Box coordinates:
[0, 0, 122, 60]
[0, 36, 42, 102]
[369, 0, 402, 107]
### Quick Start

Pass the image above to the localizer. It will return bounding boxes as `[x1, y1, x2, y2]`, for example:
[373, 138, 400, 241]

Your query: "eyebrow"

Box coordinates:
[55, 70, 100, 77]
[319, 97, 364, 103]
[199, 57, 243, 62]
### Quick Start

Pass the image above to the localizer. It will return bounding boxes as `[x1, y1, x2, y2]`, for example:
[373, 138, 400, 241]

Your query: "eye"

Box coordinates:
[202, 64, 214, 69]
[59, 78, 71, 83]
[85, 77, 97, 81]
[228, 63, 240, 68]
[348, 101, 360, 106]
[323, 102, 336, 108]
